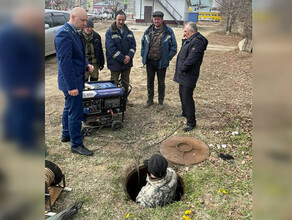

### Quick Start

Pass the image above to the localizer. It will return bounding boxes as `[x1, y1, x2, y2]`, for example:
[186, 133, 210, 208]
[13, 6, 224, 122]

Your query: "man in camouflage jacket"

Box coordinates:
[80, 18, 105, 81]
[136, 154, 178, 208]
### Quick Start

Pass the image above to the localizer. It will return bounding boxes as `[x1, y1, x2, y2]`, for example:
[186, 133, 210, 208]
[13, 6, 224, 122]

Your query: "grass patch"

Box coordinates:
[45, 24, 252, 219]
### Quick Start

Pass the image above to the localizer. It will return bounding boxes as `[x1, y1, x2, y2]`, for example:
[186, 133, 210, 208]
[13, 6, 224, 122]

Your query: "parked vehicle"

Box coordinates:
[101, 11, 113, 20]
[45, 9, 70, 56]
[87, 11, 102, 21]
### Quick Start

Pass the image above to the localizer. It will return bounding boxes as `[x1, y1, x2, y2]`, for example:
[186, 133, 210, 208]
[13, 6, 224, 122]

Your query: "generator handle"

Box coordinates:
[119, 79, 132, 98]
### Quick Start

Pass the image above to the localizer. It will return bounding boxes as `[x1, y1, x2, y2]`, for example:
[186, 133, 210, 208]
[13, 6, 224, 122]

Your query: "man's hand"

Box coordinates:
[123, 55, 131, 64]
[87, 64, 94, 73]
[68, 89, 78, 96]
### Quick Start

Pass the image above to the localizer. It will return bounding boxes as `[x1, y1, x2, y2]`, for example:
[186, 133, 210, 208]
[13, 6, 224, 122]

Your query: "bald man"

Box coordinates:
[55, 7, 94, 156]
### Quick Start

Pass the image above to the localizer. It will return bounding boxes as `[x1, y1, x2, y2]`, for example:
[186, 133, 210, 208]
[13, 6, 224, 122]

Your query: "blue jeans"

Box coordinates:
[62, 90, 83, 148]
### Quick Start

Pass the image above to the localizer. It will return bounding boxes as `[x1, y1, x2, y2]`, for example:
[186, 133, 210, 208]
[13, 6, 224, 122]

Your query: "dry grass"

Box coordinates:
[45, 22, 252, 219]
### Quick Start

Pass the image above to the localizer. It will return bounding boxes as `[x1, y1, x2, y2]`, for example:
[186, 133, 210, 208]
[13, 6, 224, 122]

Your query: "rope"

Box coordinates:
[45, 168, 55, 187]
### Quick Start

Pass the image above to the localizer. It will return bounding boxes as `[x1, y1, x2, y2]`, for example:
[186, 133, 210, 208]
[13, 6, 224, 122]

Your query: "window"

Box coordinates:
[45, 14, 53, 27]
[52, 15, 66, 27]
[63, 13, 70, 21]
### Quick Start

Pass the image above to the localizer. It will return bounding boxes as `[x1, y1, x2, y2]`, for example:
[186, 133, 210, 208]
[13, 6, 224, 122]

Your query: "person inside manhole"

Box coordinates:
[136, 154, 178, 208]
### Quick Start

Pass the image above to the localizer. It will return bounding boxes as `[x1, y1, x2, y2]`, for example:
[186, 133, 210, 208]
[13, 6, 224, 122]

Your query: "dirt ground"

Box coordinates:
[45, 21, 252, 219]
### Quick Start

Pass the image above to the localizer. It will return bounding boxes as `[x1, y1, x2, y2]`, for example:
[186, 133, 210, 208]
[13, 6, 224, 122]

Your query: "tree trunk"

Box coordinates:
[226, 15, 232, 36]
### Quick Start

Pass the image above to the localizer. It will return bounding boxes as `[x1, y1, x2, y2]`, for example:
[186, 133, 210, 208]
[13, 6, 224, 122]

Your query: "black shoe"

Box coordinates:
[144, 100, 153, 108]
[183, 125, 195, 132]
[61, 136, 70, 142]
[158, 100, 164, 110]
[71, 145, 94, 156]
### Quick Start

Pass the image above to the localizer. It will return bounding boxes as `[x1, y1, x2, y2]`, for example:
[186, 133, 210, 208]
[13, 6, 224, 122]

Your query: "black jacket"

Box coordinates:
[174, 32, 208, 88]
[80, 30, 105, 69]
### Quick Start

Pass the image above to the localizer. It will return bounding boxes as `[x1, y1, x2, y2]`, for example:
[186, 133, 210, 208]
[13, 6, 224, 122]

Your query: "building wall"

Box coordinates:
[87, 0, 94, 12]
[135, 0, 187, 23]
[123, 0, 135, 16]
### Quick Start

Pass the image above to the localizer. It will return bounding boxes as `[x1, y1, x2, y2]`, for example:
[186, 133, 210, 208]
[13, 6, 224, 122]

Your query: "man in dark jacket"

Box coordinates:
[105, 10, 136, 101]
[141, 11, 177, 110]
[80, 18, 105, 81]
[174, 22, 208, 132]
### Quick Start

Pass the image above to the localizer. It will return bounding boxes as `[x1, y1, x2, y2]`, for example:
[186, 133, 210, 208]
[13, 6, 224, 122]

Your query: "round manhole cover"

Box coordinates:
[159, 137, 209, 165]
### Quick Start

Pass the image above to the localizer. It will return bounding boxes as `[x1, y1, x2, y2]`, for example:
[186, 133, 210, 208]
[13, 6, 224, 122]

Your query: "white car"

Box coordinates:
[45, 9, 70, 56]
[101, 11, 113, 20]
[87, 12, 102, 21]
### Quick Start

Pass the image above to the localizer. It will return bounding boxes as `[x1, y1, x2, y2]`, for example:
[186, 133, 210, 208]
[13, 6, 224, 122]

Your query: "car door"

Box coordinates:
[45, 13, 55, 56]
[45, 12, 69, 56]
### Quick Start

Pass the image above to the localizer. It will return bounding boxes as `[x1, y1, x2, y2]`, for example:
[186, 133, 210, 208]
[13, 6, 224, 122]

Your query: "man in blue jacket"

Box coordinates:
[105, 10, 136, 103]
[141, 11, 177, 110]
[174, 22, 208, 132]
[55, 7, 94, 156]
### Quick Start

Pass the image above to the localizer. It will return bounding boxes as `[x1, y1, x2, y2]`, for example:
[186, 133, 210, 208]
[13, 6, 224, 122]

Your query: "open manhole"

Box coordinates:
[125, 165, 184, 203]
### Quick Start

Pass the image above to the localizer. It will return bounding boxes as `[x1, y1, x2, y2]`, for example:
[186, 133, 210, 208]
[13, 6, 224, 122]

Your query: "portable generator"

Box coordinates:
[81, 80, 131, 136]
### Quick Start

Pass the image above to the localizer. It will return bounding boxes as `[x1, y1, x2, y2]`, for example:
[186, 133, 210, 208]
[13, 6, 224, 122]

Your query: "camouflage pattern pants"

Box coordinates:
[85, 63, 99, 81]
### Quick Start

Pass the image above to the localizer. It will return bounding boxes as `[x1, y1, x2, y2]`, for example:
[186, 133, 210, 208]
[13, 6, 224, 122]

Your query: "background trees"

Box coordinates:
[215, 0, 252, 38]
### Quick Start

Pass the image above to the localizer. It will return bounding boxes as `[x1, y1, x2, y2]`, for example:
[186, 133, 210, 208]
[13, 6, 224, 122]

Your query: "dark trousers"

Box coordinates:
[62, 90, 83, 148]
[179, 84, 196, 127]
[146, 59, 166, 103]
[110, 69, 131, 92]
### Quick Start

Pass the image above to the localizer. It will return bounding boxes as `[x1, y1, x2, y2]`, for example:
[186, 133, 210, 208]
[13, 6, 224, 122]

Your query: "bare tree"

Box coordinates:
[215, 0, 252, 36]
[45, 0, 63, 10]
[238, 0, 252, 39]
[45, 0, 50, 8]
[108, 0, 122, 14]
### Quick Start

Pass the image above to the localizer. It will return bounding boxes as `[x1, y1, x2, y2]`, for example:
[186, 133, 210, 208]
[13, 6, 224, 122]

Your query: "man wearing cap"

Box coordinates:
[55, 7, 94, 156]
[141, 11, 177, 110]
[136, 154, 178, 208]
[80, 18, 105, 82]
[105, 10, 136, 103]
[174, 22, 208, 132]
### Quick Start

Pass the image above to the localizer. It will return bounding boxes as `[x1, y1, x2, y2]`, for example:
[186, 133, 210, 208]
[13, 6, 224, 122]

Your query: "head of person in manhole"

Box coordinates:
[136, 154, 178, 208]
